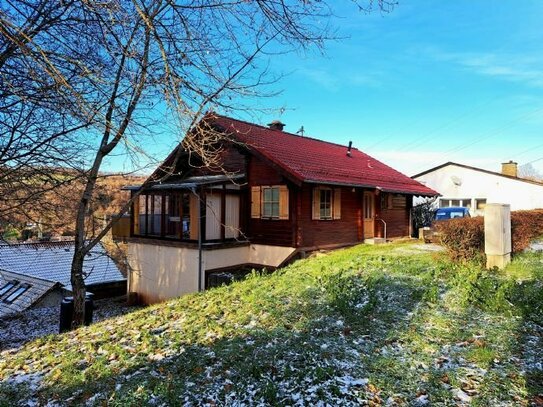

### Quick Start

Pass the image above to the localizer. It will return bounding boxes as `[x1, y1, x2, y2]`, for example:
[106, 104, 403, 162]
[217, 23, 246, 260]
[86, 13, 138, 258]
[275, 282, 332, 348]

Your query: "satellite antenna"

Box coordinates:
[451, 175, 462, 186]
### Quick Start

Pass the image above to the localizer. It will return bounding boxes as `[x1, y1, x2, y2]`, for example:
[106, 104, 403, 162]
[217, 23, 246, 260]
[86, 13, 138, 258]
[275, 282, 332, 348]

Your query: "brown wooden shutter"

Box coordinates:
[279, 185, 289, 220]
[312, 187, 320, 220]
[189, 193, 199, 240]
[251, 186, 261, 219]
[333, 188, 341, 220]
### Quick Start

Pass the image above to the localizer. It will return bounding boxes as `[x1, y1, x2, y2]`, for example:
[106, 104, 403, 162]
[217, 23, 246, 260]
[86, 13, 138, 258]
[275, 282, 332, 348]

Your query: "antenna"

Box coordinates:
[296, 126, 305, 136]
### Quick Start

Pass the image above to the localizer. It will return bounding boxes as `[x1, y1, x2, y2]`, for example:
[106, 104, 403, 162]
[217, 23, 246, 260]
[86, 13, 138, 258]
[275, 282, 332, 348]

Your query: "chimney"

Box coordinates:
[501, 160, 518, 177]
[346, 141, 352, 157]
[267, 120, 285, 131]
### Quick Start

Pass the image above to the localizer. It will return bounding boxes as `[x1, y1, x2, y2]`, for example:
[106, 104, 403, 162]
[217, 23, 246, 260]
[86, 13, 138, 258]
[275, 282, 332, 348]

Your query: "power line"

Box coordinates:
[411, 105, 543, 174]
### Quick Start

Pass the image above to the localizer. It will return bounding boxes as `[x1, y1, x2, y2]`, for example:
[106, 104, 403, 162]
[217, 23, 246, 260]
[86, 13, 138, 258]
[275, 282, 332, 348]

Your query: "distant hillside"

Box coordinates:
[1, 171, 146, 240]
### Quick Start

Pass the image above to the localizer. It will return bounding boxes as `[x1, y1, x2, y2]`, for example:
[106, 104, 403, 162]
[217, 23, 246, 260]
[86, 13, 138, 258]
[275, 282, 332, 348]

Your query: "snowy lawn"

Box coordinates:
[0, 242, 542, 406]
[0, 296, 139, 352]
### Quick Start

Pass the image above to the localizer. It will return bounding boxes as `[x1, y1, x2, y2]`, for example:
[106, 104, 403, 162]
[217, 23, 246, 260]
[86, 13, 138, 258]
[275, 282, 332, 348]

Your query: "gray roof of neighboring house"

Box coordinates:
[0, 269, 60, 318]
[0, 241, 125, 291]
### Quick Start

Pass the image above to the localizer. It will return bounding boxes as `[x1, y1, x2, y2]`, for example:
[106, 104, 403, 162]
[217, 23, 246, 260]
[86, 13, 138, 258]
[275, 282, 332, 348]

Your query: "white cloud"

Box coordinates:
[429, 48, 543, 88]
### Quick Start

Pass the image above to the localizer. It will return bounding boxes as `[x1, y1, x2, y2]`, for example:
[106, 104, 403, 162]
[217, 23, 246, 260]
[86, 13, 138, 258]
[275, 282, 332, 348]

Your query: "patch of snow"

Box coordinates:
[0, 296, 139, 352]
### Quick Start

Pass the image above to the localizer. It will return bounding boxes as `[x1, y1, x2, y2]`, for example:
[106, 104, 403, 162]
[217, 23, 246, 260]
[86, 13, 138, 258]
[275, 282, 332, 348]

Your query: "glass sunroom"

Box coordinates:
[124, 174, 245, 244]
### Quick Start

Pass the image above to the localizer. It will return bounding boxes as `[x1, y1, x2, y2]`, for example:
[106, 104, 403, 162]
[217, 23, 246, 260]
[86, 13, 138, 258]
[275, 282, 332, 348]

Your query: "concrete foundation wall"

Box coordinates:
[128, 243, 295, 304]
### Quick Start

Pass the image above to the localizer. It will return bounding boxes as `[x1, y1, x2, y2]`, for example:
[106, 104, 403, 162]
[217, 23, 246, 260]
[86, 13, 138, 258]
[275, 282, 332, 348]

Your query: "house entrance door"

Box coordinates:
[363, 191, 375, 239]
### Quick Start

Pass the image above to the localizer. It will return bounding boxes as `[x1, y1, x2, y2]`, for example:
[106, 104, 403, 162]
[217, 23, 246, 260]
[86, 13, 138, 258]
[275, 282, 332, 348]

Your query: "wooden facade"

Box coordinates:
[126, 145, 414, 250]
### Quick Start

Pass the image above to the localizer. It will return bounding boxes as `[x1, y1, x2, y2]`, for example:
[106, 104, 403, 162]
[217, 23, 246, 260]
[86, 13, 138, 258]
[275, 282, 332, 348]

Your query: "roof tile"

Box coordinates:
[208, 114, 437, 196]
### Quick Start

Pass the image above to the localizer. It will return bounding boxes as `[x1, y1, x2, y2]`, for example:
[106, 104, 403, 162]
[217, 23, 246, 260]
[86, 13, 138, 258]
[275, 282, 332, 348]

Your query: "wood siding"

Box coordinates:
[377, 194, 412, 238]
[246, 156, 295, 247]
[299, 185, 362, 248]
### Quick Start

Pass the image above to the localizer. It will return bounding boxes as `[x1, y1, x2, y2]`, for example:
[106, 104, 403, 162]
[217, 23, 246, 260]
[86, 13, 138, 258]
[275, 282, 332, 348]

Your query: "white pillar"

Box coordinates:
[484, 204, 511, 270]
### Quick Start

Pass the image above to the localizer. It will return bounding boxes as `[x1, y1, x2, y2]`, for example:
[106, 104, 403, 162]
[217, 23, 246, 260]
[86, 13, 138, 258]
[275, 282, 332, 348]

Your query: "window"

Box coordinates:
[251, 185, 289, 220]
[165, 194, 180, 238]
[476, 199, 487, 210]
[149, 195, 163, 236]
[3, 283, 30, 303]
[312, 187, 341, 220]
[381, 193, 393, 210]
[320, 189, 332, 219]
[262, 187, 280, 218]
[135, 194, 147, 235]
[0, 280, 17, 297]
[440, 198, 471, 208]
[182, 193, 192, 239]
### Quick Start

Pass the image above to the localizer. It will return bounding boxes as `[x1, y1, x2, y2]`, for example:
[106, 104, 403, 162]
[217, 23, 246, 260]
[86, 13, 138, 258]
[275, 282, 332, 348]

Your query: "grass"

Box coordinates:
[0, 241, 542, 406]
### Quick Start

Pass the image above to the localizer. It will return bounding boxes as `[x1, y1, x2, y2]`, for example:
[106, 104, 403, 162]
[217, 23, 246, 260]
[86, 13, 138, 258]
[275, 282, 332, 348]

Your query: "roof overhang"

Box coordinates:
[123, 174, 245, 192]
[304, 179, 438, 196]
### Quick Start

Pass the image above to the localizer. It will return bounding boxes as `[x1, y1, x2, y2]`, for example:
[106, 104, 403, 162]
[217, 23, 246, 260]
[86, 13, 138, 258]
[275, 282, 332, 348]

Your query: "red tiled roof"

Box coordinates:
[207, 114, 437, 196]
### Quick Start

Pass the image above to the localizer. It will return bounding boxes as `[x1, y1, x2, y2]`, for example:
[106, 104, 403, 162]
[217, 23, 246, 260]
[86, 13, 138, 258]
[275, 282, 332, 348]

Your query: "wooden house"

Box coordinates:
[123, 114, 437, 304]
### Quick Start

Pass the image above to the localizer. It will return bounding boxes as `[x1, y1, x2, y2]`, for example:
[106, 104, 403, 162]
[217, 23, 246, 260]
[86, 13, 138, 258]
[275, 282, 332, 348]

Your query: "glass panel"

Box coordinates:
[182, 193, 191, 239]
[464, 199, 472, 208]
[440, 199, 450, 208]
[271, 187, 279, 201]
[451, 200, 460, 207]
[166, 194, 182, 238]
[0, 281, 16, 297]
[263, 202, 272, 218]
[320, 189, 331, 219]
[138, 195, 147, 235]
[149, 195, 162, 236]
[4, 284, 30, 303]
[476, 199, 487, 210]
[262, 187, 280, 218]
[271, 202, 279, 218]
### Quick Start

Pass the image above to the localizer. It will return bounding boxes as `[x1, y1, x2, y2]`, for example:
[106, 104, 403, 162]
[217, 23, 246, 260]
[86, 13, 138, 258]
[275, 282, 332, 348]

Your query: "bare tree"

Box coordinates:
[518, 163, 543, 182]
[1, 0, 394, 326]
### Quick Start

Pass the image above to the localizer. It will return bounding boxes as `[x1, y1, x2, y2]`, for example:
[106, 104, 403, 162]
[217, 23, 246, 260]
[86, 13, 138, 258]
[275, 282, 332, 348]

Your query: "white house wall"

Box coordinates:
[414, 164, 543, 215]
[128, 243, 295, 304]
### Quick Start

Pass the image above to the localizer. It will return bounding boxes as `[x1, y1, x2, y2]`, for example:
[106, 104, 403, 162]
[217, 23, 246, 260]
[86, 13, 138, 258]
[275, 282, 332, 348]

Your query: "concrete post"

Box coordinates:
[484, 203, 511, 270]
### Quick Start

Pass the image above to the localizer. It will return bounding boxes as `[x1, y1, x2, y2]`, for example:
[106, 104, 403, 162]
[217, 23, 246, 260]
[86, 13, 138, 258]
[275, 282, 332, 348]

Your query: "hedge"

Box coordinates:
[435, 209, 543, 263]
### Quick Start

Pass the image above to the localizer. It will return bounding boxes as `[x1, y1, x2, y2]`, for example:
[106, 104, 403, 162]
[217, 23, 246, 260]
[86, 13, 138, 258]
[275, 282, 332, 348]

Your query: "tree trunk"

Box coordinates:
[70, 251, 86, 328]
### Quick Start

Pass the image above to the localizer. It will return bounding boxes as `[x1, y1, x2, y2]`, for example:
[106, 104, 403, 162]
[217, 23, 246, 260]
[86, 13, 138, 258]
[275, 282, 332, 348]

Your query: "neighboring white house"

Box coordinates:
[412, 161, 543, 216]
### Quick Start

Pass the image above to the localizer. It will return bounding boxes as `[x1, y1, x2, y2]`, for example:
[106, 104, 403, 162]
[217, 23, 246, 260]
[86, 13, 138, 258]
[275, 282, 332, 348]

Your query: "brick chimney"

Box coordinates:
[501, 160, 518, 177]
[267, 120, 285, 131]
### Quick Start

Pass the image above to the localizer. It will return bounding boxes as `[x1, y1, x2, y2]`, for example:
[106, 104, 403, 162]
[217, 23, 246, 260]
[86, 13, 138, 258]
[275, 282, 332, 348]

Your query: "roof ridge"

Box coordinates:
[413, 161, 543, 186]
[0, 241, 75, 249]
[211, 113, 358, 150]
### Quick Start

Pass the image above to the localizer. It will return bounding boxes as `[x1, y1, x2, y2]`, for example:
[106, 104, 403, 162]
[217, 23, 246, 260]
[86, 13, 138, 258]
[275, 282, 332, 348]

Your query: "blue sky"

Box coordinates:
[107, 1, 543, 178]
[244, 0, 543, 177]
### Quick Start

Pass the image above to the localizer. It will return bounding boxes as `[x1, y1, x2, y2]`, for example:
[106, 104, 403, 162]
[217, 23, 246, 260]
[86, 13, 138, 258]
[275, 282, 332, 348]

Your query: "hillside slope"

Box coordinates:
[1, 242, 542, 406]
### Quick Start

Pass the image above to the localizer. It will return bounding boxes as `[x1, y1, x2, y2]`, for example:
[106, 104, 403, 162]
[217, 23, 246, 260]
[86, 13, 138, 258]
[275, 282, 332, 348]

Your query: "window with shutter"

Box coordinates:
[253, 185, 289, 220]
[312, 187, 341, 220]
